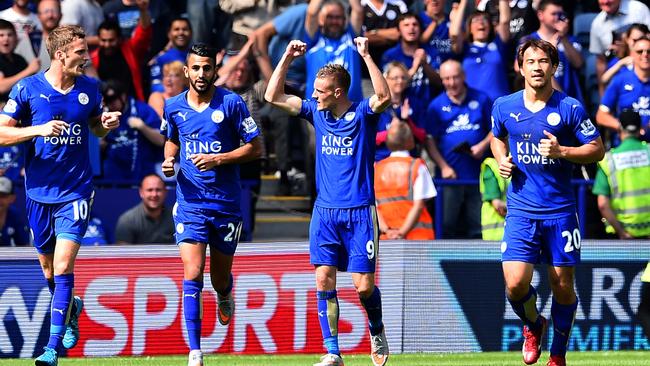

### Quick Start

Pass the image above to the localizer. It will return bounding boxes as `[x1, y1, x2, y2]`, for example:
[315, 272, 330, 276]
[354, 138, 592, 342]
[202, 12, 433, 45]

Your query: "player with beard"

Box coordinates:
[491, 39, 604, 366]
[161, 43, 263, 366]
[0, 25, 121, 366]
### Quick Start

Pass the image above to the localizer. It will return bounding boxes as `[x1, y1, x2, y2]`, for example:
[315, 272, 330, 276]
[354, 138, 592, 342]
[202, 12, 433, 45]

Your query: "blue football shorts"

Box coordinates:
[501, 213, 581, 266]
[173, 202, 242, 256]
[26, 194, 94, 254]
[309, 205, 379, 273]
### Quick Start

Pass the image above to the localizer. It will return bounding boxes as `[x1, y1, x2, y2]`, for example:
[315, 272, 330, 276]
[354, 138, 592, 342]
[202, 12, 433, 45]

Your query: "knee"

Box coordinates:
[315, 268, 335, 291]
[356, 284, 374, 299]
[506, 281, 530, 301]
[184, 263, 204, 282]
[53, 261, 73, 276]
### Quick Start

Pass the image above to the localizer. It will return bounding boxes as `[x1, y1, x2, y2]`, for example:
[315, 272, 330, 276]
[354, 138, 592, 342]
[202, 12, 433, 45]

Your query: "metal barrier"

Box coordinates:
[433, 179, 595, 238]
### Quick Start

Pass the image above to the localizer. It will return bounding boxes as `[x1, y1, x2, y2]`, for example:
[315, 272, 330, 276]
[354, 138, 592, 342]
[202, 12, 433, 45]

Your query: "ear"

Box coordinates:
[334, 87, 342, 98]
[54, 49, 65, 62]
[183, 65, 189, 79]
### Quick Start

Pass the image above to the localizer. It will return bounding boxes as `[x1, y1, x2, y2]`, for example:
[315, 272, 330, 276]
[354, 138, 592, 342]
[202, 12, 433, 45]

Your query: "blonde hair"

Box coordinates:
[47, 25, 85, 59]
[163, 61, 185, 77]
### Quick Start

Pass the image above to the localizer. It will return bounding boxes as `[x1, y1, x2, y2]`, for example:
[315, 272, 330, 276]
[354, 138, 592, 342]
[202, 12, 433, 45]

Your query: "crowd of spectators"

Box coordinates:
[0, 0, 649, 243]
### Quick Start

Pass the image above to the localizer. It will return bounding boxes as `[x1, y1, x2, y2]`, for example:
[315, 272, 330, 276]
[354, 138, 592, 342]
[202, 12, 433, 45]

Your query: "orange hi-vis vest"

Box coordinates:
[375, 156, 435, 240]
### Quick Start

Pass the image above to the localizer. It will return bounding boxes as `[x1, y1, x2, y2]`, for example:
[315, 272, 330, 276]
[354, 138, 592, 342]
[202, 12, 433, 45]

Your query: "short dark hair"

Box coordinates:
[633, 34, 650, 46]
[517, 38, 559, 68]
[396, 13, 420, 27]
[168, 17, 192, 32]
[0, 19, 15, 34]
[102, 79, 127, 100]
[97, 19, 121, 36]
[538, 0, 564, 12]
[466, 11, 494, 43]
[627, 23, 650, 38]
[316, 64, 351, 93]
[187, 43, 217, 65]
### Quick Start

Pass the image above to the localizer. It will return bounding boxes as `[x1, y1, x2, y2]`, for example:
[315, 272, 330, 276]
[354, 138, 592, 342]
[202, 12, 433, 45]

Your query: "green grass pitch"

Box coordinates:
[1, 352, 649, 365]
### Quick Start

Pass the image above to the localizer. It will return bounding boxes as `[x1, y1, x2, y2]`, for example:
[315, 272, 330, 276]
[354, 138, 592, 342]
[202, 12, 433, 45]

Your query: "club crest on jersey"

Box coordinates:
[547, 112, 561, 126]
[3, 99, 16, 113]
[242, 116, 257, 133]
[78, 93, 89, 105]
[579, 119, 596, 136]
[468, 100, 479, 110]
[176, 223, 184, 234]
[344, 112, 356, 121]
[212, 110, 224, 124]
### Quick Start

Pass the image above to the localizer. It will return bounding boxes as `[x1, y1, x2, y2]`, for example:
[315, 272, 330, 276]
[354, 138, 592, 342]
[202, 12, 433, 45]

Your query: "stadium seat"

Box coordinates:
[573, 13, 598, 49]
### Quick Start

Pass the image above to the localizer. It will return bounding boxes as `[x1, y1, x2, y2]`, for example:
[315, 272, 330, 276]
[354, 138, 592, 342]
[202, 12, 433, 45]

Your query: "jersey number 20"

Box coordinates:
[562, 229, 581, 253]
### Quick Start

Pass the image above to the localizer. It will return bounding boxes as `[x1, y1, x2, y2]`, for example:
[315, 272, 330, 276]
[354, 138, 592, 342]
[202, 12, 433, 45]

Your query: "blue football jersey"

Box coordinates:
[492, 90, 600, 218]
[418, 12, 453, 62]
[601, 70, 650, 138]
[299, 99, 379, 208]
[427, 88, 492, 179]
[381, 44, 441, 105]
[1, 73, 102, 203]
[462, 35, 509, 103]
[163, 88, 260, 214]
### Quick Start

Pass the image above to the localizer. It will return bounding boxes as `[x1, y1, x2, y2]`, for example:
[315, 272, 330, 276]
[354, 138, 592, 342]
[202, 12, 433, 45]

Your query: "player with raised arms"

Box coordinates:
[491, 38, 604, 366]
[161, 43, 263, 366]
[265, 37, 391, 366]
[0, 25, 121, 366]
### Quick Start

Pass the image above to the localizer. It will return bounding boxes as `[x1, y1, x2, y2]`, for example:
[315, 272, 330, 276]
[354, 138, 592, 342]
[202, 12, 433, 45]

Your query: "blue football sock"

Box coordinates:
[317, 290, 340, 355]
[360, 286, 384, 336]
[550, 298, 577, 356]
[217, 274, 233, 297]
[508, 286, 543, 330]
[46, 279, 55, 296]
[183, 280, 203, 351]
[47, 273, 74, 351]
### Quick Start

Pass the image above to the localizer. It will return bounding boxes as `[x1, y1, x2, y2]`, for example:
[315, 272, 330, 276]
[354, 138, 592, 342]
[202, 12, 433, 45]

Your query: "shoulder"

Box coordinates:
[165, 91, 187, 109]
[219, 88, 247, 108]
[76, 75, 101, 90]
[591, 11, 607, 27]
[118, 204, 141, 223]
[556, 92, 583, 111]
[493, 91, 522, 108]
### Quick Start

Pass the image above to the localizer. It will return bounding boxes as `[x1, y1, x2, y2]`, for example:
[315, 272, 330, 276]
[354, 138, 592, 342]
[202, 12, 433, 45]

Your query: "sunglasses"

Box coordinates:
[634, 49, 650, 55]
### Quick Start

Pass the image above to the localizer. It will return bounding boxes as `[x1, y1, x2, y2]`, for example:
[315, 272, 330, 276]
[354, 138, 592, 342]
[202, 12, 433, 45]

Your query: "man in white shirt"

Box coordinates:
[0, 0, 41, 61]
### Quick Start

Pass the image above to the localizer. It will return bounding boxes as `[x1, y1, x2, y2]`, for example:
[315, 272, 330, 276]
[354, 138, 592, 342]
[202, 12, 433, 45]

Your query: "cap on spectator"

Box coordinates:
[0, 177, 13, 194]
[620, 108, 641, 133]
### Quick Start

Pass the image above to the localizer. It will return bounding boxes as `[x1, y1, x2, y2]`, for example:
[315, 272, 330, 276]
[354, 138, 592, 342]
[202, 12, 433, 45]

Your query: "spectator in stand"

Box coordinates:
[597, 36, 650, 141]
[449, 0, 511, 103]
[0, 0, 40, 62]
[91, 1, 152, 101]
[375, 61, 428, 161]
[253, 2, 309, 195]
[60, 0, 104, 48]
[0, 19, 39, 106]
[148, 60, 187, 119]
[0, 176, 29, 246]
[479, 156, 509, 241]
[361, 0, 408, 96]
[219, 0, 280, 49]
[304, 0, 364, 102]
[476, 0, 539, 54]
[418, 0, 453, 63]
[381, 13, 441, 105]
[426, 59, 492, 239]
[115, 174, 174, 244]
[601, 23, 650, 85]
[80, 214, 108, 246]
[375, 121, 436, 240]
[518, 0, 584, 102]
[103, 0, 172, 54]
[0, 145, 23, 181]
[589, 0, 650, 96]
[149, 17, 192, 94]
[101, 80, 164, 182]
[34, 0, 61, 72]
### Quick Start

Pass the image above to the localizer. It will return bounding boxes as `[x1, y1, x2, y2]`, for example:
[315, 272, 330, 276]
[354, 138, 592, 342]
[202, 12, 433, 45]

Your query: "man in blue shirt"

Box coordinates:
[426, 59, 492, 239]
[419, 0, 453, 62]
[304, 0, 364, 102]
[149, 17, 192, 93]
[597, 35, 650, 142]
[0, 25, 121, 366]
[101, 80, 163, 182]
[265, 37, 391, 366]
[0, 176, 29, 246]
[491, 39, 604, 366]
[161, 44, 263, 366]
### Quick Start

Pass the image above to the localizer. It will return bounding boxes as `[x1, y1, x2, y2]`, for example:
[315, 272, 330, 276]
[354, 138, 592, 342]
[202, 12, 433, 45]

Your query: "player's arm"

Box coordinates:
[0, 115, 68, 146]
[161, 138, 180, 177]
[264, 40, 305, 116]
[490, 136, 515, 179]
[89, 111, 122, 137]
[190, 136, 263, 172]
[539, 131, 605, 164]
[597, 195, 632, 239]
[356, 37, 390, 113]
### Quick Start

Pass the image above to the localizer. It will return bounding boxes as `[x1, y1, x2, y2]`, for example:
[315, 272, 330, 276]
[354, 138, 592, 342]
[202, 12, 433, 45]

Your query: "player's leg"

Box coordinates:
[207, 217, 240, 326]
[174, 203, 210, 366]
[310, 206, 343, 366]
[543, 214, 581, 366]
[547, 266, 576, 366]
[502, 215, 546, 365]
[347, 206, 387, 366]
[179, 240, 207, 364]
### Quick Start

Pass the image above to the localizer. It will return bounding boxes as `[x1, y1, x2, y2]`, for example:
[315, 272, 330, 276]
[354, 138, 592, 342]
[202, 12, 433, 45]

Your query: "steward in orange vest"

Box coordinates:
[375, 121, 436, 240]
